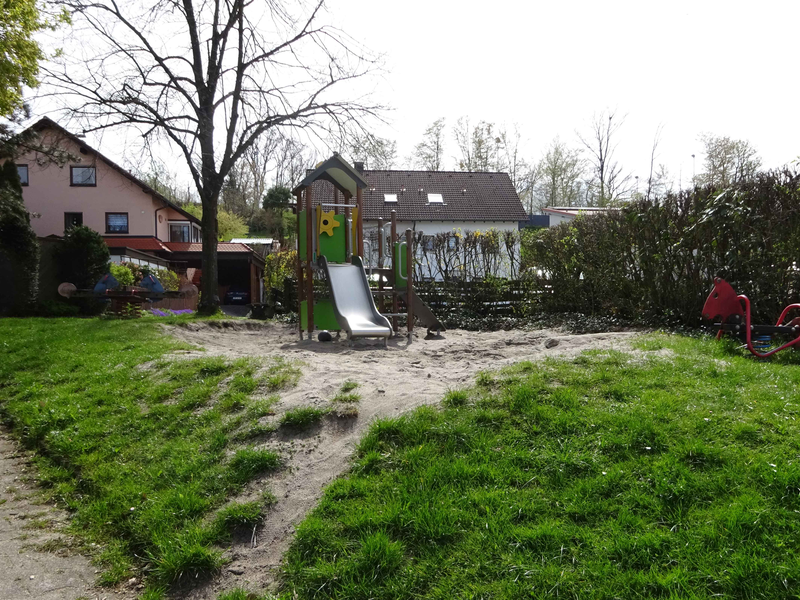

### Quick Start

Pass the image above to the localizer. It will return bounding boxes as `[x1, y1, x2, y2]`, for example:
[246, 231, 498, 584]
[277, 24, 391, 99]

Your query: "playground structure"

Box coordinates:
[702, 277, 800, 358]
[292, 155, 444, 344]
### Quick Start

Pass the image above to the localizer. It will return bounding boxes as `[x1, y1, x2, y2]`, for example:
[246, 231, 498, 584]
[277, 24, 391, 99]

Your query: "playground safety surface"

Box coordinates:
[165, 322, 639, 599]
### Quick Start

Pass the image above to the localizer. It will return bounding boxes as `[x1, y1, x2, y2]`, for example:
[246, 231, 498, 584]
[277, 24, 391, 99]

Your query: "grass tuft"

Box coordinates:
[340, 380, 359, 392]
[280, 407, 327, 429]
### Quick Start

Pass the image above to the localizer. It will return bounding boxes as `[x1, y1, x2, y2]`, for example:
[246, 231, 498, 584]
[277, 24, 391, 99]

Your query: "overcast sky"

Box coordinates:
[34, 0, 800, 191]
[330, 0, 800, 183]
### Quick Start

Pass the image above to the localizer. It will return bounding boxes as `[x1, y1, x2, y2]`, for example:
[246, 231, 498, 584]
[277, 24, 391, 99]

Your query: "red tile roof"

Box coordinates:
[164, 242, 254, 253]
[310, 170, 528, 222]
[104, 236, 171, 252]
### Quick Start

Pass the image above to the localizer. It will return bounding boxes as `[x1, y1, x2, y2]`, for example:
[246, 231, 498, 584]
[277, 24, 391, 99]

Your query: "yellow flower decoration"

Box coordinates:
[319, 210, 340, 236]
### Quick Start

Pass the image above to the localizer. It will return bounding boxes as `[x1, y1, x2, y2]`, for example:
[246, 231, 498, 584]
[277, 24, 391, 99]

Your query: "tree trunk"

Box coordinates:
[198, 190, 220, 314]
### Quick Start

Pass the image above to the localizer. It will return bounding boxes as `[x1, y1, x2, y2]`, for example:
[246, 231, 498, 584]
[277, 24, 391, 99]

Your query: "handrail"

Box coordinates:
[397, 242, 408, 281]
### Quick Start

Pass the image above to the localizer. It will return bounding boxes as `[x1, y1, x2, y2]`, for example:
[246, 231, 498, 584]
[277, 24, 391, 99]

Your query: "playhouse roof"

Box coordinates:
[292, 154, 368, 197]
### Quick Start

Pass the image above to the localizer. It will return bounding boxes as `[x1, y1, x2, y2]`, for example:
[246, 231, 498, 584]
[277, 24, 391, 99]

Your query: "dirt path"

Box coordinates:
[0, 430, 139, 600]
[167, 322, 639, 598]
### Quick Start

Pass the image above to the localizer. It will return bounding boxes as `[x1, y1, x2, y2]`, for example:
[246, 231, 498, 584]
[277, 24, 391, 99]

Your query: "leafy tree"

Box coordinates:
[47, 0, 381, 313]
[182, 204, 248, 241]
[454, 118, 504, 172]
[348, 133, 397, 169]
[0, 161, 38, 312]
[0, 0, 49, 116]
[696, 134, 762, 188]
[411, 118, 446, 171]
[262, 186, 293, 211]
[56, 225, 110, 288]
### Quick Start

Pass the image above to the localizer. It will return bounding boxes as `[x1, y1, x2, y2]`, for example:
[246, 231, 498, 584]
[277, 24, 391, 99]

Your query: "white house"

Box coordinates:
[310, 166, 527, 280]
[542, 206, 614, 226]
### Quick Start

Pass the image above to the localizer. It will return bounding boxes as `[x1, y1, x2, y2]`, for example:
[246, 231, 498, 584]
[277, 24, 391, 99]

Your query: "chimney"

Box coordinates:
[354, 161, 365, 173]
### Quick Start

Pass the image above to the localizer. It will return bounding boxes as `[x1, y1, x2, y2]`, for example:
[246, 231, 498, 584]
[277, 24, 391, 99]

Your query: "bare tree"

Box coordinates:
[411, 117, 446, 171]
[496, 124, 529, 194]
[531, 137, 585, 212]
[646, 123, 664, 201]
[578, 109, 630, 206]
[44, 0, 381, 312]
[696, 134, 762, 188]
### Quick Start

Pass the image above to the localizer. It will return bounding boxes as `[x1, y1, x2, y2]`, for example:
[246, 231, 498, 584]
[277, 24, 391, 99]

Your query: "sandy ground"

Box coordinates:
[0, 431, 137, 600]
[165, 322, 640, 599]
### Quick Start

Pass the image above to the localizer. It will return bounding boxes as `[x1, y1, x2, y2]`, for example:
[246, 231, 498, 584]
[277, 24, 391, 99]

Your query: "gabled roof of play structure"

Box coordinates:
[292, 154, 368, 197]
[310, 170, 528, 222]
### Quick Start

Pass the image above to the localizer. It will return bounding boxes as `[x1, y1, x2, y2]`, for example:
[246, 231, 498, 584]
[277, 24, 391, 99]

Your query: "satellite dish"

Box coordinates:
[58, 282, 77, 298]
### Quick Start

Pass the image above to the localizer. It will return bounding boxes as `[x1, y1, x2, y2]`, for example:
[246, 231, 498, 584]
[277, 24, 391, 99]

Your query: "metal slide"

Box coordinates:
[319, 255, 392, 343]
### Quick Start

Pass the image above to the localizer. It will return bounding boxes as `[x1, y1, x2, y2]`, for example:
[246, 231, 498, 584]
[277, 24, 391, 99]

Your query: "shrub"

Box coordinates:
[264, 250, 297, 300]
[0, 161, 38, 313]
[56, 225, 110, 288]
[110, 263, 135, 287]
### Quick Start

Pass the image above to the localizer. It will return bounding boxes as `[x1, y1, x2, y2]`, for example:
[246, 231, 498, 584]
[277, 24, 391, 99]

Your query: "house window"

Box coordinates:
[106, 212, 129, 233]
[422, 235, 434, 252]
[64, 212, 83, 230]
[192, 225, 201, 242]
[170, 223, 190, 242]
[428, 193, 444, 204]
[384, 194, 397, 203]
[16, 165, 28, 186]
[70, 166, 96, 186]
[448, 235, 458, 249]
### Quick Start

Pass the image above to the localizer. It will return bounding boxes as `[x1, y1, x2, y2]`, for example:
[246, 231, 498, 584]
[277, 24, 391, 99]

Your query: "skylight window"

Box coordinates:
[428, 193, 444, 204]
[384, 194, 397, 203]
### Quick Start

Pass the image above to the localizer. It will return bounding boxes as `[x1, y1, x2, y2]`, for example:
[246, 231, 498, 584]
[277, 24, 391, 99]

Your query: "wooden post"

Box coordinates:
[377, 217, 383, 313]
[391, 210, 398, 333]
[295, 191, 303, 341]
[305, 186, 314, 338]
[406, 228, 414, 340]
[356, 187, 364, 258]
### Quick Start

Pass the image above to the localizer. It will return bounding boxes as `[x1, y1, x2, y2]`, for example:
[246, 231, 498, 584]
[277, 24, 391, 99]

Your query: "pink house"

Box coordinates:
[17, 117, 264, 303]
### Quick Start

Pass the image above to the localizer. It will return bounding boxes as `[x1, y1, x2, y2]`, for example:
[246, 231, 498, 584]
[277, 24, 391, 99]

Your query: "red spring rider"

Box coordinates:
[702, 277, 800, 358]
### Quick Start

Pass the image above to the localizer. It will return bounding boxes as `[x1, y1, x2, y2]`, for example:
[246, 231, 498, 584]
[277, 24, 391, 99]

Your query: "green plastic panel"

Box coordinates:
[300, 299, 340, 331]
[395, 241, 408, 289]
[318, 214, 346, 264]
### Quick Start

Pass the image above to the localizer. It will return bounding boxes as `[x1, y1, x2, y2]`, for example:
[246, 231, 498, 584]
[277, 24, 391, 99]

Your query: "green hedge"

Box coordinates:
[522, 170, 800, 326]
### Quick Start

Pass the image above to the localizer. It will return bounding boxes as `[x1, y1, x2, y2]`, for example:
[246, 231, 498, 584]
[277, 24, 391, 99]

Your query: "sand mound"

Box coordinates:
[166, 322, 640, 598]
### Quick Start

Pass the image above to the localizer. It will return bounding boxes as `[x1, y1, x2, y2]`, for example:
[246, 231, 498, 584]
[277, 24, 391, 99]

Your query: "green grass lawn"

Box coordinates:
[0, 318, 295, 597]
[282, 334, 800, 599]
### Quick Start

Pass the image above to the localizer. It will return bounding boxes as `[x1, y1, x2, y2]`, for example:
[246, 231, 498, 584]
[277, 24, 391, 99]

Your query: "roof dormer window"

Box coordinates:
[384, 194, 397, 203]
[427, 193, 444, 204]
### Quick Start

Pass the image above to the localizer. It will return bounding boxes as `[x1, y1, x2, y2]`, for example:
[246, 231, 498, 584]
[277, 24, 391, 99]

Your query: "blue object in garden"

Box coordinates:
[93, 273, 119, 294]
[140, 274, 165, 294]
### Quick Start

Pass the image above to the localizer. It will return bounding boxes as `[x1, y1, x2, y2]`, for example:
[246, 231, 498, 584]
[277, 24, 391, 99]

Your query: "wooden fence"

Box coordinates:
[414, 280, 533, 318]
[145, 296, 198, 312]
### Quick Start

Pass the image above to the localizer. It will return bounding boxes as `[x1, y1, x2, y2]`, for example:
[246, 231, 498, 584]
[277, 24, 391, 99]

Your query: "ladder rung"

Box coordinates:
[371, 290, 398, 294]
[382, 313, 407, 317]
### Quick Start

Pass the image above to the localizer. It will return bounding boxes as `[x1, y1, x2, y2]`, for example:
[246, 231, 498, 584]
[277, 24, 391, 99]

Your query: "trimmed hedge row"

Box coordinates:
[522, 170, 800, 326]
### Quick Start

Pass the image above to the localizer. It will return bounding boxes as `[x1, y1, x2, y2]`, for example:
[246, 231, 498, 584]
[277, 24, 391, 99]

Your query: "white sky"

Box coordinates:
[330, 0, 800, 183]
[32, 0, 800, 190]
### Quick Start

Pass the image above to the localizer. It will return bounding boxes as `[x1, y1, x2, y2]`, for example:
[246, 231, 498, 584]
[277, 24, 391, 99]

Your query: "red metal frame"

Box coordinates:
[702, 277, 800, 358]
